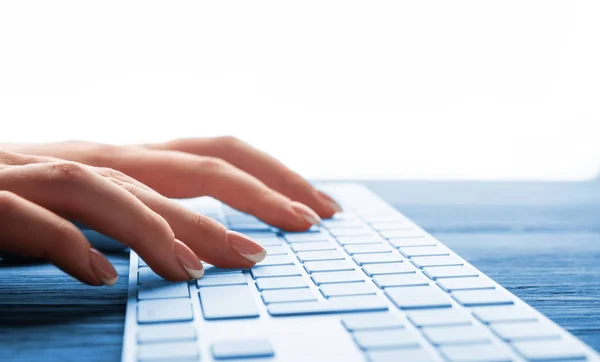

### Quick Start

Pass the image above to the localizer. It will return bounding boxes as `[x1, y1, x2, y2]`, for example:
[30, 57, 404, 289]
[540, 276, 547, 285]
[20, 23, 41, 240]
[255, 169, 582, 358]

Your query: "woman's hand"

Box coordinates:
[0, 151, 270, 286]
[3, 137, 342, 230]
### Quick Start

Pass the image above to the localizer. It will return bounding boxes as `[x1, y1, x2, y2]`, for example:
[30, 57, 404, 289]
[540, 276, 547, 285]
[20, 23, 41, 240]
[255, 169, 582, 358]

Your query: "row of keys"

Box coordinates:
[340, 313, 435, 362]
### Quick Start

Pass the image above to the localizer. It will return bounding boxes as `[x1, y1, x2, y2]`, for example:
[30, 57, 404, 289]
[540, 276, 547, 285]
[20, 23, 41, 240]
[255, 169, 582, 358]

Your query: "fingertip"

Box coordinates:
[174, 239, 204, 280]
[226, 230, 267, 264]
[89, 248, 119, 286]
[316, 190, 343, 216]
[290, 201, 321, 226]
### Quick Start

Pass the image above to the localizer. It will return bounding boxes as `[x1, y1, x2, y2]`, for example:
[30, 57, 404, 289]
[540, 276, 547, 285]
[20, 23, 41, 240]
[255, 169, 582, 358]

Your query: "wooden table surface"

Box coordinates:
[1, 180, 599, 361]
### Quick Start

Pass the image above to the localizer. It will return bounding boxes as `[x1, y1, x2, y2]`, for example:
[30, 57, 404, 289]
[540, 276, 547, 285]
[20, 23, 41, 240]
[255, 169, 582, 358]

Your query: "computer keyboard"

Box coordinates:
[121, 183, 600, 362]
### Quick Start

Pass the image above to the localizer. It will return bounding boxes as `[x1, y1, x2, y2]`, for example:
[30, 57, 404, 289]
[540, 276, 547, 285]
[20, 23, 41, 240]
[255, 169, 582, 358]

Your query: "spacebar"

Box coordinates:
[267, 296, 388, 316]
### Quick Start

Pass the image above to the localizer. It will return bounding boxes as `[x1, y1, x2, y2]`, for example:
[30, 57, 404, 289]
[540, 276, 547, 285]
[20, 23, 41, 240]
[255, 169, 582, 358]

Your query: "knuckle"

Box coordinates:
[96, 167, 126, 180]
[0, 191, 21, 215]
[47, 162, 90, 183]
[217, 135, 244, 149]
[189, 212, 225, 233]
[200, 156, 229, 173]
[136, 211, 175, 248]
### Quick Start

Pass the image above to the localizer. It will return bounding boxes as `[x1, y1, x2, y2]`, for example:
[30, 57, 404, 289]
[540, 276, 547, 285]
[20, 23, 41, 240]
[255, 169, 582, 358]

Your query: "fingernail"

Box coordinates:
[290, 201, 322, 225]
[226, 230, 267, 263]
[173, 239, 204, 279]
[89, 248, 118, 286]
[317, 191, 343, 213]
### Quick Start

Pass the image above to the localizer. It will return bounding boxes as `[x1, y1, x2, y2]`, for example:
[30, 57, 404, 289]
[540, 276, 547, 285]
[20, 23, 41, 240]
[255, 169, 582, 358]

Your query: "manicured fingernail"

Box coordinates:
[317, 191, 343, 213]
[226, 230, 267, 263]
[89, 248, 118, 286]
[291, 201, 321, 225]
[173, 239, 204, 279]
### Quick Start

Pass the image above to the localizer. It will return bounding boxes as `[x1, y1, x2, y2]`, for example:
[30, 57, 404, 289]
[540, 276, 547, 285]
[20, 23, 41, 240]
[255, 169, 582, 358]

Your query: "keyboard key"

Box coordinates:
[312, 271, 365, 284]
[373, 273, 429, 288]
[336, 236, 384, 245]
[329, 228, 377, 237]
[472, 305, 538, 324]
[422, 325, 492, 345]
[256, 255, 294, 266]
[255, 276, 308, 290]
[344, 243, 393, 254]
[321, 282, 376, 297]
[138, 282, 189, 300]
[261, 288, 314, 303]
[138, 267, 163, 284]
[137, 299, 193, 323]
[251, 265, 301, 278]
[437, 277, 495, 292]
[386, 286, 452, 310]
[329, 212, 357, 221]
[354, 328, 420, 350]
[285, 232, 329, 243]
[411, 255, 463, 268]
[291, 242, 337, 252]
[380, 229, 425, 239]
[304, 260, 356, 273]
[354, 253, 403, 265]
[452, 289, 514, 307]
[512, 339, 587, 361]
[268, 295, 388, 316]
[197, 273, 247, 287]
[389, 237, 437, 248]
[322, 219, 363, 228]
[367, 348, 435, 362]
[363, 262, 414, 276]
[263, 245, 288, 255]
[230, 223, 271, 232]
[423, 266, 479, 280]
[211, 339, 274, 359]
[252, 237, 285, 247]
[407, 309, 472, 327]
[342, 312, 403, 331]
[440, 343, 512, 362]
[138, 341, 199, 361]
[398, 246, 450, 258]
[203, 265, 244, 275]
[363, 214, 405, 223]
[297, 250, 346, 262]
[199, 285, 259, 320]
[241, 231, 278, 239]
[490, 321, 561, 341]
[370, 221, 410, 230]
[137, 323, 196, 343]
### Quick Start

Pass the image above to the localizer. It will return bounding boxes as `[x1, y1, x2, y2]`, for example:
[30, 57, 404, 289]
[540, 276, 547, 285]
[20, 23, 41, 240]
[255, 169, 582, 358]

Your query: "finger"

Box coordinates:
[115, 150, 321, 231]
[107, 177, 266, 268]
[0, 191, 117, 286]
[145, 137, 342, 218]
[0, 162, 203, 281]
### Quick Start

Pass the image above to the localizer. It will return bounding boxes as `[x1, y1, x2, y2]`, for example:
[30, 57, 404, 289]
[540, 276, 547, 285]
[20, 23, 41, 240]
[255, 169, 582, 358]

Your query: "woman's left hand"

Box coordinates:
[3, 137, 342, 231]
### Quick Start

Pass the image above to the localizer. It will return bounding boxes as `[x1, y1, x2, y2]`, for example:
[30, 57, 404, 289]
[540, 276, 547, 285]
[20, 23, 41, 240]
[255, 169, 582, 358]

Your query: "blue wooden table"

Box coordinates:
[1, 181, 599, 361]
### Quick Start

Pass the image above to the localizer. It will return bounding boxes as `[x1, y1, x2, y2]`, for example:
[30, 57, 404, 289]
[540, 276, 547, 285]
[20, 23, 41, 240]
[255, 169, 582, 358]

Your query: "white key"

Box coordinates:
[138, 341, 199, 361]
[137, 323, 196, 343]
[407, 309, 472, 327]
[437, 277, 495, 292]
[422, 325, 492, 345]
[137, 299, 193, 323]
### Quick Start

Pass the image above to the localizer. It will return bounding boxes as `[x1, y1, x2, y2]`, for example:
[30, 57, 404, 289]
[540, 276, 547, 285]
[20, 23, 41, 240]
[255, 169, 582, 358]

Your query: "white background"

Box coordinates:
[1, 1, 599, 180]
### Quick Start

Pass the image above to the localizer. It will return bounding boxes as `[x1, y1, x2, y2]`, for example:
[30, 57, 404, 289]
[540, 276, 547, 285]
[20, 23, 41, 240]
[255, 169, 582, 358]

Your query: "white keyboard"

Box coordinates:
[121, 183, 600, 362]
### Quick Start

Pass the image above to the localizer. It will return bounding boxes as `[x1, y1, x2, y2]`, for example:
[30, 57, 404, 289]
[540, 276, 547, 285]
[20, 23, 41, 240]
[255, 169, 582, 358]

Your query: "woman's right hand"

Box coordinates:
[0, 151, 272, 286]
